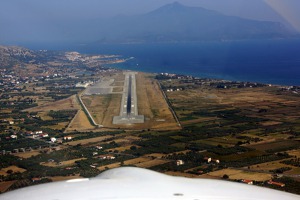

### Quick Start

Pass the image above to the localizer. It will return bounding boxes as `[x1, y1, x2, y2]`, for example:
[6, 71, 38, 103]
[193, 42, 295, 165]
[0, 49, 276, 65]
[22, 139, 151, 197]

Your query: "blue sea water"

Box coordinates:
[29, 39, 300, 86]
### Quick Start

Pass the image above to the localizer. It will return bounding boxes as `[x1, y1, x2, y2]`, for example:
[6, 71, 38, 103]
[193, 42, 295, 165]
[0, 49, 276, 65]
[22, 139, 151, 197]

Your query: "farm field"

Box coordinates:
[66, 109, 95, 132]
[82, 94, 121, 127]
[41, 158, 86, 167]
[14, 151, 41, 159]
[0, 166, 26, 176]
[247, 160, 295, 172]
[66, 136, 113, 146]
[246, 140, 300, 153]
[135, 159, 170, 168]
[134, 73, 179, 130]
[97, 163, 121, 171]
[25, 95, 79, 112]
[208, 168, 272, 181]
[0, 181, 16, 193]
[286, 149, 300, 158]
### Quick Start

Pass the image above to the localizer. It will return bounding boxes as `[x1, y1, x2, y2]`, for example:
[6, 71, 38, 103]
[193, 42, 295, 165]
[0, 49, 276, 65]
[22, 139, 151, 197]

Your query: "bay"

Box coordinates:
[29, 39, 300, 86]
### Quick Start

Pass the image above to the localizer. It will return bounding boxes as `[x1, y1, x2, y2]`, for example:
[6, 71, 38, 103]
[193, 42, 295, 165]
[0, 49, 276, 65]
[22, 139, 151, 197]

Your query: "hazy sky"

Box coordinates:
[1, 0, 299, 19]
[1, 0, 299, 44]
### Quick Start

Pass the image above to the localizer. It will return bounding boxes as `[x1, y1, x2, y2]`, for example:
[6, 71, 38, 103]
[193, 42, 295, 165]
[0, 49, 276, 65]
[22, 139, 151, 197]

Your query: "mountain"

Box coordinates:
[0, 46, 64, 68]
[92, 2, 292, 43]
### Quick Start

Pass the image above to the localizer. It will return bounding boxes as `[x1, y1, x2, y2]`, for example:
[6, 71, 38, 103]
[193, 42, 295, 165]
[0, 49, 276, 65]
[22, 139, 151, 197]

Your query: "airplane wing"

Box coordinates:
[1, 167, 299, 200]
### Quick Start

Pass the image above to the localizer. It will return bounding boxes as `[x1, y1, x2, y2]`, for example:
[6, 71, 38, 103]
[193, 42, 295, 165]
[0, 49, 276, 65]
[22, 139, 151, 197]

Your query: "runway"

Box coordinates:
[113, 72, 144, 124]
[126, 75, 132, 115]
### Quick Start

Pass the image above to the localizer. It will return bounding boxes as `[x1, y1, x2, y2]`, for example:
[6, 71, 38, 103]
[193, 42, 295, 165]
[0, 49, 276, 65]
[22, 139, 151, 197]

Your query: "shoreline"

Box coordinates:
[106, 63, 300, 89]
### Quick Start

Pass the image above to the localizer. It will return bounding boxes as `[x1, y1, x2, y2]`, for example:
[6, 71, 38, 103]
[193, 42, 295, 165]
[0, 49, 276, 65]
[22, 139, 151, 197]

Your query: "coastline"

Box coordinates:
[105, 62, 300, 88]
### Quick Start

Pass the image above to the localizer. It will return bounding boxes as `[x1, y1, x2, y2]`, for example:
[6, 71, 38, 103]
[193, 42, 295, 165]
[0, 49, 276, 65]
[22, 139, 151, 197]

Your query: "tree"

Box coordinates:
[130, 146, 137, 151]
[223, 174, 229, 179]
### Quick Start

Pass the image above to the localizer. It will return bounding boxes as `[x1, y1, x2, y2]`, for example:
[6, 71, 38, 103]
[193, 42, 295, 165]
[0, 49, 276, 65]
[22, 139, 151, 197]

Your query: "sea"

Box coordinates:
[28, 39, 300, 86]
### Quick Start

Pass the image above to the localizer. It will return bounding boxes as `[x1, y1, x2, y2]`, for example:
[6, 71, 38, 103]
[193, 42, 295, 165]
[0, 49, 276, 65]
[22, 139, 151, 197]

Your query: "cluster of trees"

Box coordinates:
[125, 135, 184, 156]
[281, 158, 300, 167]
[207, 146, 250, 156]
[269, 167, 292, 174]
[48, 110, 77, 120]
[0, 100, 37, 110]
[0, 137, 48, 151]
[222, 153, 290, 168]
[0, 155, 17, 168]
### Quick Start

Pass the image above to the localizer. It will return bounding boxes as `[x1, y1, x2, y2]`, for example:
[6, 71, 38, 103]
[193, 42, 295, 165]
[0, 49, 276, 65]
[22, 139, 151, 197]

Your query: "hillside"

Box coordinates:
[0, 46, 36, 67]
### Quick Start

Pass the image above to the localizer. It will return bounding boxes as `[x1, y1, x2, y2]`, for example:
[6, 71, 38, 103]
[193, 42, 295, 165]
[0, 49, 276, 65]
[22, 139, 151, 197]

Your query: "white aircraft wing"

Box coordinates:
[1, 167, 299, 200]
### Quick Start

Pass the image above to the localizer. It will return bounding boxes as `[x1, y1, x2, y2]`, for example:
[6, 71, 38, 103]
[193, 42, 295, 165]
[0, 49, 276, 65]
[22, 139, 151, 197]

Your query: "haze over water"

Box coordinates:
[72, 39, 300, 86]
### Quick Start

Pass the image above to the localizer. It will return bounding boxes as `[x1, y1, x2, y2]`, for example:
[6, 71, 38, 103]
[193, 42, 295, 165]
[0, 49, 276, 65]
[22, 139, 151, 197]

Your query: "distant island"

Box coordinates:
[92, 2, 296, 44]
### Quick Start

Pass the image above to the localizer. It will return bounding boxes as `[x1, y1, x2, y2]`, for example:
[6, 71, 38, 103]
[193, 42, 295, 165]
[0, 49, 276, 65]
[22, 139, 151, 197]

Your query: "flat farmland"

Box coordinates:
[284, 168, 300, 176]
[246, 140, 300, 152]
[0, 181, 16, 193]
[195, 136, 242, 147]
[208, 168, 272, 181]
[181, 117, 217, 126]
[134, 73, 179, 130]
[97, 157, 169, 171]
[66, 136, 113, 146]
[202, 150, 265, 162]
[165, 84, 300, 127]
[80, 72, 123, 128]
[0, 166, 26, 176]
[14, 151, 41, 158]
[286, 149, 300, 158]
[41, 158, 86, 167]
[24, 94, 84, 132]
[123, 157, 151, 165]
[247, 160, 295, 172]
[25, 95, 79, 112]
[66, 109, 95, 132]
[98, 163, 121, 171]
[106, 145, 138, 153]
[134, 159, 170, 168]
[82, 94, 121, 126]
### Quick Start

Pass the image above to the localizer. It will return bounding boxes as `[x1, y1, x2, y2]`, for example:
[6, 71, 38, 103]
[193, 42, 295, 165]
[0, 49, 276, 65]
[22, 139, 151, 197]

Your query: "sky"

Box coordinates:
[0, 0, 299, 44]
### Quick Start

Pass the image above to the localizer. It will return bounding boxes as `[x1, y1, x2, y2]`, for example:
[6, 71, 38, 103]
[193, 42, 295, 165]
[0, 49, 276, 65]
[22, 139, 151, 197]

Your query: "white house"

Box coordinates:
[176, 160, 184, 166]
[41, 134, 49, 138]
[10, 135, 18, 139]
[63, 136, 72, 140]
